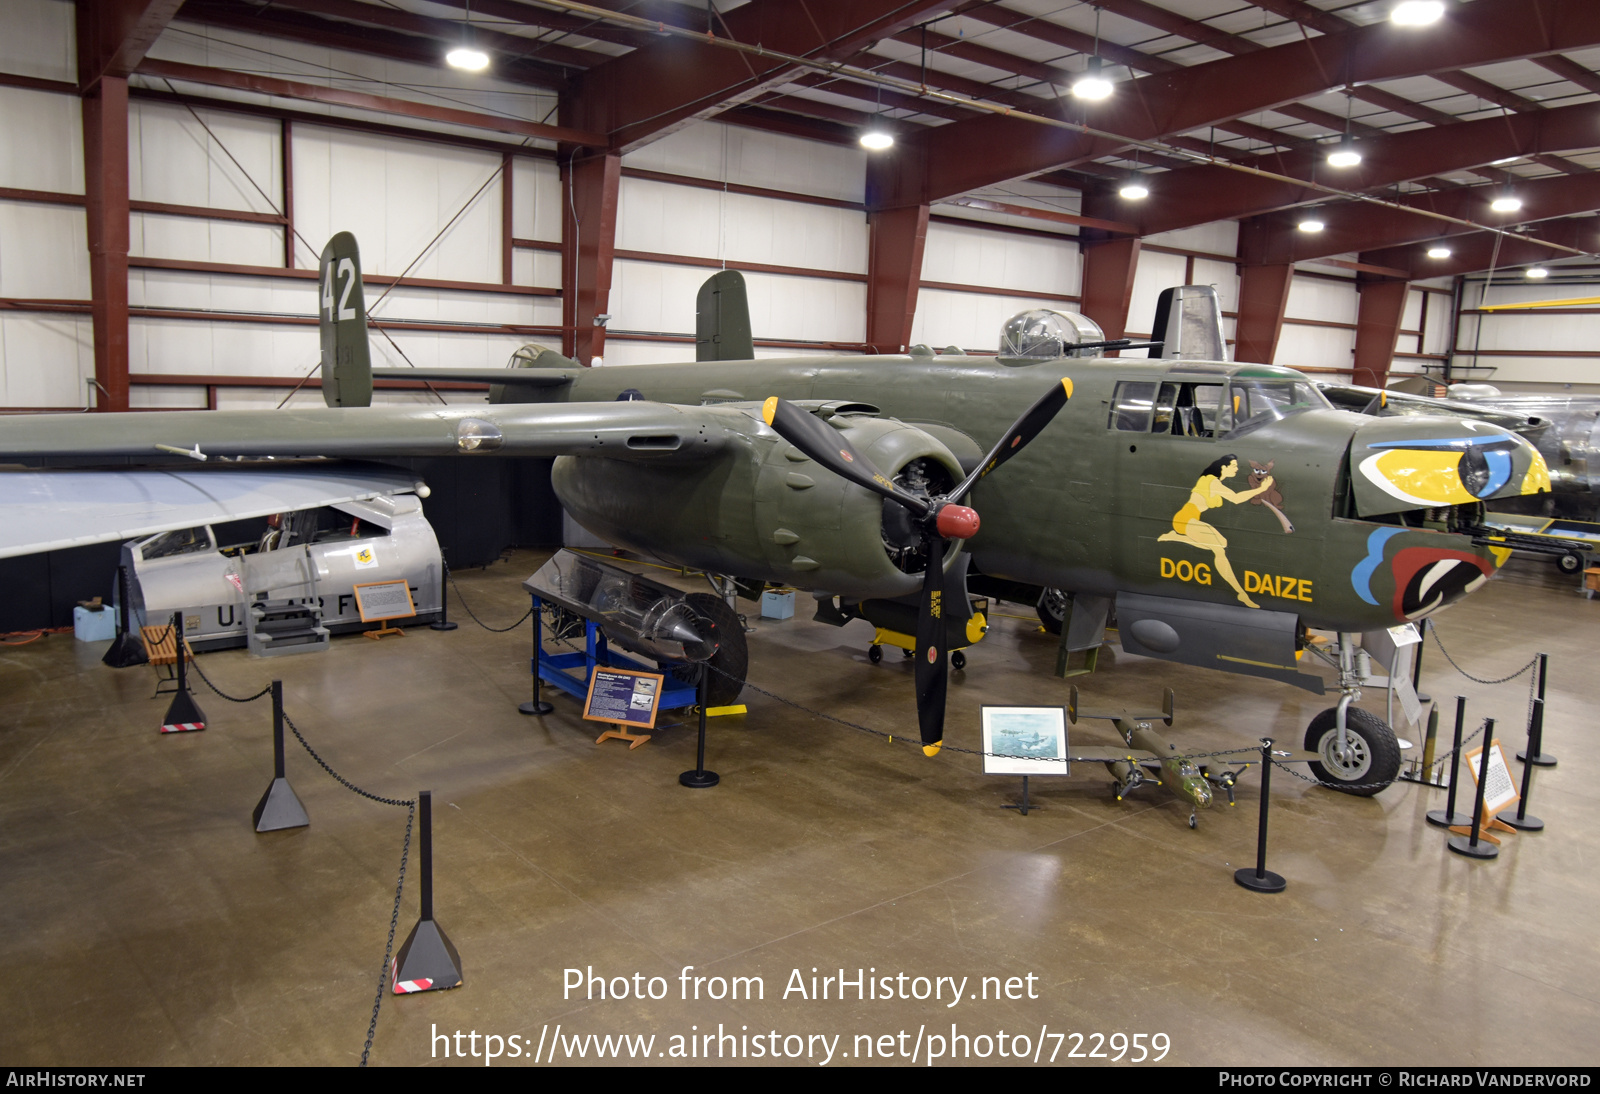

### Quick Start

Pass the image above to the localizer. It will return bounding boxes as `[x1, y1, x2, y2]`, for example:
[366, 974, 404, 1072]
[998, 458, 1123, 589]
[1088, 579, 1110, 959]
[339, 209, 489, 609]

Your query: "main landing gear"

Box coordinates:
[1304, 632, 1401, 796]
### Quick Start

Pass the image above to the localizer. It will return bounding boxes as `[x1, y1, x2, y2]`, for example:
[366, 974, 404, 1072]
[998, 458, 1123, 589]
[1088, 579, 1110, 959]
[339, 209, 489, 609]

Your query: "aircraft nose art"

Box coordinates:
[1347, 418, 1550, 517]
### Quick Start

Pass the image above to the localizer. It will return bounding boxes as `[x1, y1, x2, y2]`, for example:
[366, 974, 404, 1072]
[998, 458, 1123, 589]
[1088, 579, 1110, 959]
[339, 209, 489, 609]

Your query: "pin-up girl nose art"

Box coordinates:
[1158, 454, 1284, 609]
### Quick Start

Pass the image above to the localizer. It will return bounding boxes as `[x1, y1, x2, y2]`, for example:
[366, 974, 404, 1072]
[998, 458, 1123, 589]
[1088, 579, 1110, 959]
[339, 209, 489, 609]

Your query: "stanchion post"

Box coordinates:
[1426, 696, 1473, 828]
[679, 663, 720, 788]
[1234, 738, 1286, 893]
[159, 611, 207, 733]
[1002, 775, 1032, 816]
[1503, 699, 1546, 832]
[393, 790, 463, 993]
[1518, 654, 1556, 767]
[102, 565, 147, 668]
[1448, 718, 1498, 859]
[519, 593, 553, 716]
[253, 680, 309, 832]
[430, 557, 458, 632]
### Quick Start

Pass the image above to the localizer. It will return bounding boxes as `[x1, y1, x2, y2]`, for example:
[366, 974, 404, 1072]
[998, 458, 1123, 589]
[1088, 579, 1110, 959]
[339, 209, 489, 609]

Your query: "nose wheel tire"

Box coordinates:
[1303, 707, 1400, 796]
[1036, 588, 1069, 634]
[951, 650, 966, 671]
[868, 644, 883, 664]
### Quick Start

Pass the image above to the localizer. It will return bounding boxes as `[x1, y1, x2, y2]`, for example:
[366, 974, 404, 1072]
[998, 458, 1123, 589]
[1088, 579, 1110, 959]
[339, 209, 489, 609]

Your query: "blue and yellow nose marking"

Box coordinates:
[1358, 436, 1546, 507]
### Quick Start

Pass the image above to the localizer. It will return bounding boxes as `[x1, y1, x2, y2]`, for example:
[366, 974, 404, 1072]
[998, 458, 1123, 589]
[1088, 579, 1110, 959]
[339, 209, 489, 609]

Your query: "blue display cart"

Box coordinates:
[530, 595, 699, 711]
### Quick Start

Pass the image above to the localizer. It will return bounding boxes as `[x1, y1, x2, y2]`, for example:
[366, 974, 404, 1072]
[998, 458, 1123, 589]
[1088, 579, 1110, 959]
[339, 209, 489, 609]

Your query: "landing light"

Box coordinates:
[1390, 1, 1444, 26]
[446, 47, 490, 71]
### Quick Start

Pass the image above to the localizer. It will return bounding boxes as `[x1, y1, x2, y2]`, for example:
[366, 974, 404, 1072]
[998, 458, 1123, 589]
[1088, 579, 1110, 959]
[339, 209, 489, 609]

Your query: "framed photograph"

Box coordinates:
[583, 667, 666, 731]
[981, 706, 1069, 776]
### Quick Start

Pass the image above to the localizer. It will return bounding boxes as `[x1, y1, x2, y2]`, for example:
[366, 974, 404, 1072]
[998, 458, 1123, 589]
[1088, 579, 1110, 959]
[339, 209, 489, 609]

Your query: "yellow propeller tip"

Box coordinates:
[922, 742, 943, 758]
[761, 396, 778, 425]
[1061, 377, 1073, 399]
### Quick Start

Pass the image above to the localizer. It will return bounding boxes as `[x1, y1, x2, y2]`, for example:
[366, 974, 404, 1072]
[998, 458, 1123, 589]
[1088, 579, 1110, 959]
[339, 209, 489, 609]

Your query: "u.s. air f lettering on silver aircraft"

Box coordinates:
[0, 235, 1551, 797]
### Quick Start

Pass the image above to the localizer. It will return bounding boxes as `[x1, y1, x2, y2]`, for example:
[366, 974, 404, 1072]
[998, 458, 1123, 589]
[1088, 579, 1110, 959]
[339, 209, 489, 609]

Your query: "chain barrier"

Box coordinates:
[360, 801, 415, 1069]
[189, 657, 273, 704]
[166, 653, 414, 1062]
[445, 561, 533, 633]
[1425, 624, 1540, 770]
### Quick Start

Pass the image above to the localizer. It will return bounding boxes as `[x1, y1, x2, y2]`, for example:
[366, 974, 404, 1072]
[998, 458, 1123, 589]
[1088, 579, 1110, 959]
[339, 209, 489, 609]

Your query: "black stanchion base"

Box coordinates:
[392, 918, 463, 993]
[252, 777, 310, 832]
[1447, 835, 1499, 859]
[518, 700, 554, 715]
[679, 769, 719, 788]
[1426, 809, 1474, 829]
[429, 621, 459, 632]
[160, 689, 207, 734]
[102, 632, 148, 669]
[1234, 868, 1287, 893]
[1517, 750, 1557, 768]
[1500, 812, 1545, 832]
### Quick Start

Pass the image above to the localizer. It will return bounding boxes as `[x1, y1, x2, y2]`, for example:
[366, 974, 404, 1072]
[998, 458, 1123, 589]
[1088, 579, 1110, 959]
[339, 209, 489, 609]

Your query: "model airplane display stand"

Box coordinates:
[252, 681, 309, 833]
[1519, 654, 1557, 767]
[1426, 696, 1476, 828]
[981, 706, 1070, 817]
[392, 791, 462, 994]
[353, 580, 415, 640]
[1235, 738, 1288, 893]
[584, 666, 666, 750]
[155, 613, 206, 734]
[1448, 723, 1509, 859]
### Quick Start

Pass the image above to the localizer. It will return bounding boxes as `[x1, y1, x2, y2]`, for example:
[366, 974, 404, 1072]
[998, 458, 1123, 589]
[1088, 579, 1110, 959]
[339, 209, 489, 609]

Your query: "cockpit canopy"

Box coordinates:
[998, 309, 1106, 364]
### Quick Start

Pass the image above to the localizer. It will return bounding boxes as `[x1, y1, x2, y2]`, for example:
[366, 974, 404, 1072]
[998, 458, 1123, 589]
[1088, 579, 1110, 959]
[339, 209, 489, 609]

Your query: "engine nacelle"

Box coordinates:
[552, 409, 966, 598]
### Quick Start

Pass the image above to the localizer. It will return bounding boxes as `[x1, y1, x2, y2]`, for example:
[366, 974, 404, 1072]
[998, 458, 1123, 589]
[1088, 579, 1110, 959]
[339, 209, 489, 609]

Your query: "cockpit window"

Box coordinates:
[1108, 381, 1157, 431]
[139, 526, 215, 561]
[1227, 380, 1328, 435]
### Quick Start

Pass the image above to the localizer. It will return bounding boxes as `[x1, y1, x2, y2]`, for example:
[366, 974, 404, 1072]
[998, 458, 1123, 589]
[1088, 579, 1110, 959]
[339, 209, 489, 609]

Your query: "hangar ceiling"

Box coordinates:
[153, 0, 1600, 279]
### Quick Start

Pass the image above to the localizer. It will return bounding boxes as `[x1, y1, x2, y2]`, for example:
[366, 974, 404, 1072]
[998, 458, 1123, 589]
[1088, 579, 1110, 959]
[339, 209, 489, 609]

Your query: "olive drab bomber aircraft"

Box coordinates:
[0, 233, 1552, 798]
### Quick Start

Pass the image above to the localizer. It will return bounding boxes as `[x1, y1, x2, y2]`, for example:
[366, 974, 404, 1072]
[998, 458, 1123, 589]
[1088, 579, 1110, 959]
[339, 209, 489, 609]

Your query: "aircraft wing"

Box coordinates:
[0, 462, 422, 559]
[1069, 747, 1157, 763]
[0, 401, 736, 462]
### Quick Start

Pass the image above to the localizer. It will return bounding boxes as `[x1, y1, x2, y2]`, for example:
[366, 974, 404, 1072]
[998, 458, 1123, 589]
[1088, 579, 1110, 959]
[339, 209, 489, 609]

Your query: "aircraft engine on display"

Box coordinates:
[121, 492, 442, 652]
[551, 404, 969, 600]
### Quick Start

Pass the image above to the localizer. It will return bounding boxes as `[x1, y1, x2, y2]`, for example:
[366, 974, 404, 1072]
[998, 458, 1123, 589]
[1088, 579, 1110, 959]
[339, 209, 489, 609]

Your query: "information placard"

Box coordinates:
[583, 667, 666, 731]
[353, 580, 416, 623]
[981, 706, 1069, 776]
[1464, 738, 1520, 820]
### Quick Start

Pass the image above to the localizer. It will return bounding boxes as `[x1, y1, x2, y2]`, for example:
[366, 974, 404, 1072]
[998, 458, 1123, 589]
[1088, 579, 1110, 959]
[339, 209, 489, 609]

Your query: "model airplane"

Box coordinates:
[0, 234, 1553, 797]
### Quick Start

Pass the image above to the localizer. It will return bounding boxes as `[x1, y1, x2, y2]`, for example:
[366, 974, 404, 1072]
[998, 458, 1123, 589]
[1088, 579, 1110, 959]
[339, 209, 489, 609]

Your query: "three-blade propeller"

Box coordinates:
[762, 378, 1073, 756]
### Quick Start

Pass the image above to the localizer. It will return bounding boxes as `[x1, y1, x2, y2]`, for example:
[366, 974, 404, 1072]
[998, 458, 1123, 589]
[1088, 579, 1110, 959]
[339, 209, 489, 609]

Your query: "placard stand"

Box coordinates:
[596, 724, 652, 749]
[354, 580, 416, 641]
[1002, 775, 1033, 815]
[1448, 721, 1508, 858]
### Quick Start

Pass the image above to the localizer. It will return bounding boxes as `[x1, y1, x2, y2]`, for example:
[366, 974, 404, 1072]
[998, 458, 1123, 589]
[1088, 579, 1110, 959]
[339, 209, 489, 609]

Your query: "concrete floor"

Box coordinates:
[1, 549, 1596, 1067]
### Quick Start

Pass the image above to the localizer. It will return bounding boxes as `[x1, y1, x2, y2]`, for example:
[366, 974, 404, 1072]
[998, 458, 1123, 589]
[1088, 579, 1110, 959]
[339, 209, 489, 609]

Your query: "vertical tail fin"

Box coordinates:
[318, 232, 373, 407]
[1149, 285, 1228, 362]
[695, 270, 753, 362]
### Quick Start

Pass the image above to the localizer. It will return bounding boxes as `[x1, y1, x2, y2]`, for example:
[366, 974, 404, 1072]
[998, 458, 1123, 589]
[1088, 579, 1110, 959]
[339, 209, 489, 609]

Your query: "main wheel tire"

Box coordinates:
[677, 593, 747, 707]
[1557, 551, 1584, 575]
[1304, 707, 1400, 796]
[1037, 588, 1069, 635]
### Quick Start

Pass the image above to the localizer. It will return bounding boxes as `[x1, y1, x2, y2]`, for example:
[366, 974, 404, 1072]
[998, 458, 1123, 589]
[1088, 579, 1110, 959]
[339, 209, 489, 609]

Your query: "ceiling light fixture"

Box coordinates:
[1326, 91, 1361, 167]
[1427, 245, 1453, 259]
[1491, 194, 1523, 213]
[1391, 1, 1444, 26]
[1526, 267, 1549, 279]
[859, 127, 894, 151]
[447, 1, 489, 71]
[1072, 11, 1113, 101]
[1298, 213, 1325, 232]
[1119, 179, 1149, 200]
[1073, 58, 1113, 101]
